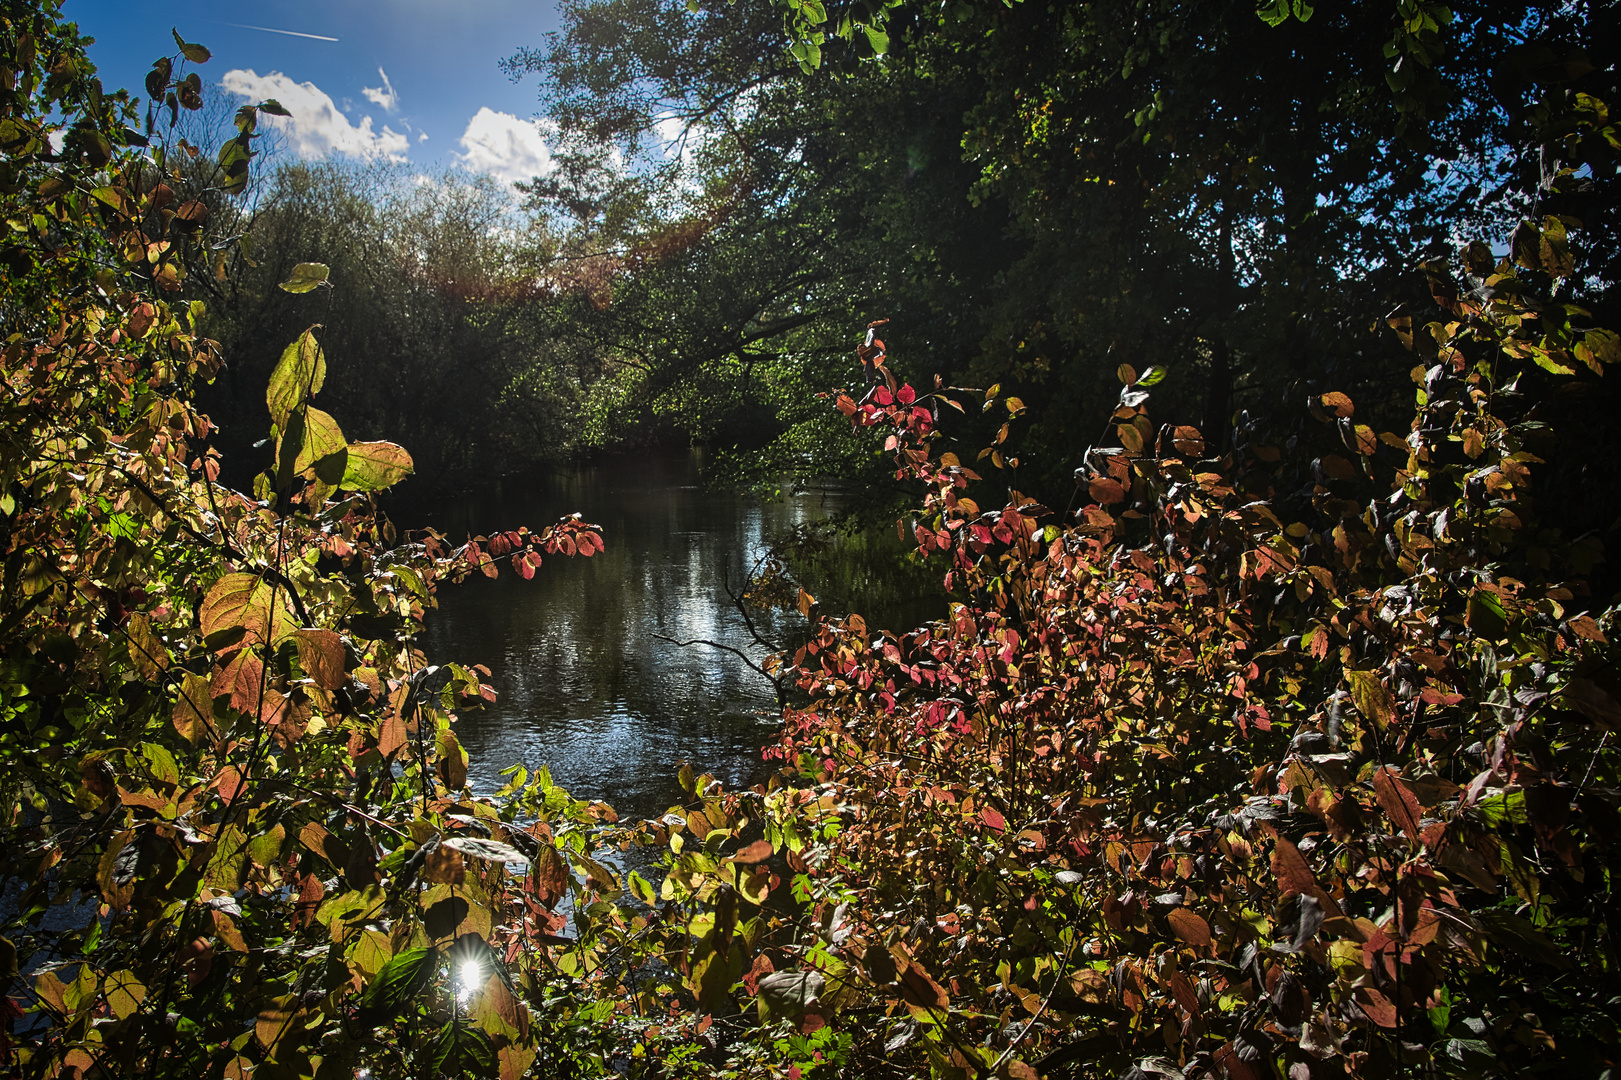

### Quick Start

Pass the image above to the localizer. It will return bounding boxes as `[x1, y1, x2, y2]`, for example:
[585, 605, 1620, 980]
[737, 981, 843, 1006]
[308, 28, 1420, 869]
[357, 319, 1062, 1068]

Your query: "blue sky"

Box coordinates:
[63, 0, 565, 185]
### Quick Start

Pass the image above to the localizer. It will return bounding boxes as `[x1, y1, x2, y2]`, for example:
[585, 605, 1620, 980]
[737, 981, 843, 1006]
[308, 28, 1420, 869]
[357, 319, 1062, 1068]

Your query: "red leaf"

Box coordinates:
[979, 806, 1006, 834]
[897, 384, 916, 405]
[731, 840, 773, 864]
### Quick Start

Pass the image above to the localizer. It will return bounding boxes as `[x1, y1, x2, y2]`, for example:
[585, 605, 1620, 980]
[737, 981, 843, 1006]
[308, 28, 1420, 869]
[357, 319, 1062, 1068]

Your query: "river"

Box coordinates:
[414, 452, 928, 823]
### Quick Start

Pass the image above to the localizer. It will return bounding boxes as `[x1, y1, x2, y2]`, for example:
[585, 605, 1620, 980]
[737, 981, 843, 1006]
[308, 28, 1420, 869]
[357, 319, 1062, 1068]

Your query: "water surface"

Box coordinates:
[416, 454, 835, 822]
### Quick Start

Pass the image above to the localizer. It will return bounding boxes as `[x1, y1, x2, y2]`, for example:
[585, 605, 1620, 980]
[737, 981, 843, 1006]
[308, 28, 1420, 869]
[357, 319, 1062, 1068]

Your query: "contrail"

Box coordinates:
[221, 22, 339, 42]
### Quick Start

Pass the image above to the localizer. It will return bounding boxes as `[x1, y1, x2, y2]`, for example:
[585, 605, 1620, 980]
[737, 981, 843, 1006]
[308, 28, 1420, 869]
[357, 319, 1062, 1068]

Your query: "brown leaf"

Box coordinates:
[1166, 970, 1201, 1022]
[1373, 767, 1423, 841]
[1271, 837, 1316, 898]
[1354, 986, 1398, 1028]
[213, 648, 265, 717]
[529, 844, 569, 908]
[1057, 968, 1106, 1006]
[378, 713, 408, 759]
[126, 612, 168, 679]
[1215, 1041, 1260, 1080]
[1167, 907, 1212, 948]
[425, 843, 465, 885]
[172, 671, 214, 744]
[1172, 425, 1204, 456]
[898, 961, 948, 1009]
[1089, 476, 1126, 504]
[294, 628, 345, 690]
[436, 729, 468, 790]
[255, 994, 297, 1052]
[200, 573, 259, 642]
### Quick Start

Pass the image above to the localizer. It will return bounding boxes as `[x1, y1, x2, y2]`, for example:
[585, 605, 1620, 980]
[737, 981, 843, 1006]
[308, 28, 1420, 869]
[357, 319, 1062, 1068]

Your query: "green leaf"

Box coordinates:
[1255, 0, 1290, 26]
[341, 440, 414, 492]
[629, 871, 658, 906]
[266, 328, 326, 428]
[362, 945, 438, 1015]
[140, 742, 179, 787]
[1466, 589, 1510, 641]
[1291, 0, 1314, 20]
[216, 137, 252, 195]
[1345, 669, 1395, 731]
[1428, 986, 1452, 1035]
[863, 25, 890, 55]
[1137, 365, 1168, 386]
[259, 98, 291, 117]
[431, 1020, 496, 1079]
[293, 407, 347, 475]
[279, 262, 331, 294]
[172, 29, 211, 64]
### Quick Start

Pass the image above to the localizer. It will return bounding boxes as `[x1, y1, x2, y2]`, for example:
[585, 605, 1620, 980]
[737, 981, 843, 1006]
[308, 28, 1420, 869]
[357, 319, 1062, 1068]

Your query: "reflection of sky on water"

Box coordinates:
[416, 454, 836, 823]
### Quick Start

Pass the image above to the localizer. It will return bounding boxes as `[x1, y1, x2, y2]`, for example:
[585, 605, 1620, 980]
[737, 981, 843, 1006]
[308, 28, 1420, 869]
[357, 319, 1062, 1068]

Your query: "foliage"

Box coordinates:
[508, 0, 1615, 505]
[0, 13, 625, 1080]
[199, 162, 594, 489]
[759, 215, 1621, 1075]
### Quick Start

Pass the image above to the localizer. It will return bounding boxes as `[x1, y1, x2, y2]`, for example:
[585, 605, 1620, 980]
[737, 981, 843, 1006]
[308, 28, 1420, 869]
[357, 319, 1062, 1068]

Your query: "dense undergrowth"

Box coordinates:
[4, 3, 1621, 1080]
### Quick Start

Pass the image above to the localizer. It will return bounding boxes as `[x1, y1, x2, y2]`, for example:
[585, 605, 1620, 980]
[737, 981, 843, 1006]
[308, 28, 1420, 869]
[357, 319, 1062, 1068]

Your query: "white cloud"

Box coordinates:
[455, 107, 555, 186]
[222, 69, 409, 161]
[362, 68, 398, 112]
[418, 132, 429, 142]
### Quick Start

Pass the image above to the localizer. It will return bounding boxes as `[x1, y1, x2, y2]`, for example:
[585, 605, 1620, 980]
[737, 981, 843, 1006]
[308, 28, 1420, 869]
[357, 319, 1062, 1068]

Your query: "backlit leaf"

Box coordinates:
[278, 262, 331, 294]
[1167, 907, 1212, 947]
[1346, 669, 1395, 730]
[362, 946, 438, 1015]
[340, 440, 414, 491]
[266, 328, 326, 428]
[294, 628, 345, 690]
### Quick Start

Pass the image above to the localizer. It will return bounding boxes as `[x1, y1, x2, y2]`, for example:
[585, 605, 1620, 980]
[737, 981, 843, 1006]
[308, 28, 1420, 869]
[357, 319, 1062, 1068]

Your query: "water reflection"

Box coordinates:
[416, 453, 832, 822]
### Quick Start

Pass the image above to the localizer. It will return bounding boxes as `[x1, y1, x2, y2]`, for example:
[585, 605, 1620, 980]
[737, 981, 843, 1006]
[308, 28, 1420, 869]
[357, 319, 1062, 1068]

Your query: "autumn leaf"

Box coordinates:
[1345, 668, 1395, 731]
[1373, 767, 1422, 840]
[1166, 907, 1212, 948]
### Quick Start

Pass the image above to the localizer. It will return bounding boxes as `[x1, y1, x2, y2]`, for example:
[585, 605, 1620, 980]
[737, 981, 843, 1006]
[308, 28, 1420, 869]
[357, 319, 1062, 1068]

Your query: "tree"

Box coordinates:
[509, 0, 1616, 505]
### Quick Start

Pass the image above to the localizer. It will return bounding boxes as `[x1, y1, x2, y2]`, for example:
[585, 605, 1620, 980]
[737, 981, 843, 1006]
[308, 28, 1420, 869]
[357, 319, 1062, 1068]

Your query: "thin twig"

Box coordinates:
[988, 928, 1080, 1077]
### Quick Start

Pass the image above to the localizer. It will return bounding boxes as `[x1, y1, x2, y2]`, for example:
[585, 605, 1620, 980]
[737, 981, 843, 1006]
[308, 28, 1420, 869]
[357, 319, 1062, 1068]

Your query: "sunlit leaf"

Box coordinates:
[340, 440, 414, 491]
[278, 261, 331, 294]
[266, 328, 326, 428]
[441, 836, 529, 867]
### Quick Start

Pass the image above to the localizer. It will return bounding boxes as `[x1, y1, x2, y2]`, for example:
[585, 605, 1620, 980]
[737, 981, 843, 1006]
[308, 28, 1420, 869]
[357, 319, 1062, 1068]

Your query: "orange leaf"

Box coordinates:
[1319, 391, 1354, 417]
[294, 628, 345, 690]
[1167, 907, 1212, 947]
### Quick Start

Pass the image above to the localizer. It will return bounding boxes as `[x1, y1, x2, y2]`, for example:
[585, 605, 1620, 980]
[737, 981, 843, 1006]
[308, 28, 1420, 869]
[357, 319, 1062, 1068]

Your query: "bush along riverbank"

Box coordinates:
[5, 6, 1621, 1080]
